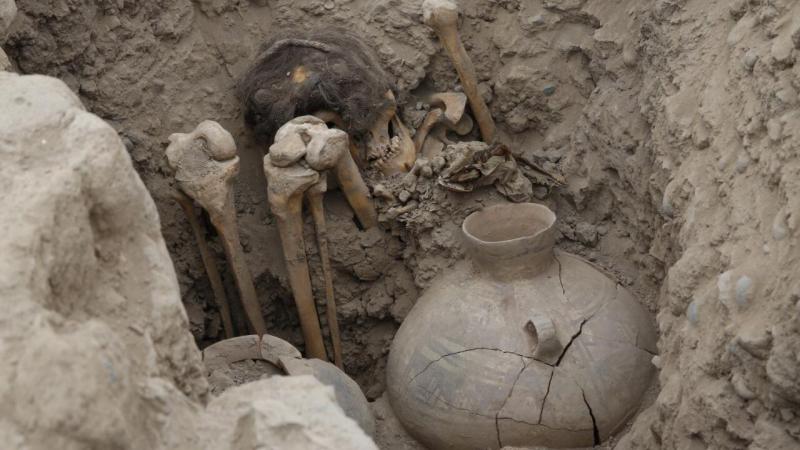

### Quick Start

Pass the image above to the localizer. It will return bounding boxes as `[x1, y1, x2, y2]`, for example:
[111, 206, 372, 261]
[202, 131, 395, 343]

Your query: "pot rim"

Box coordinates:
[462, 203, 556, 258]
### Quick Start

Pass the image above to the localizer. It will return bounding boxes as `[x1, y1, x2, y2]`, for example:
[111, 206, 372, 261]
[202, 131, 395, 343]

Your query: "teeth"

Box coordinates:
[368, 139, 405, 168]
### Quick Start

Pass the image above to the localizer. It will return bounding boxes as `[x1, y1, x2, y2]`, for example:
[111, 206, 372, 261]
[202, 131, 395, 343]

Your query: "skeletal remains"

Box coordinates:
[156, 3, 650, 447]
[168, 0, 545, 381]
[172, 189, 235, 339]
[264, 115, 377, 366]
[165, 117, 375, 367]
[166, 121, 268, 337]
[424, 0, 496, 144]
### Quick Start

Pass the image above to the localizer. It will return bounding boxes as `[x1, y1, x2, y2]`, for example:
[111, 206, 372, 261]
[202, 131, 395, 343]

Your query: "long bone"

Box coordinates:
[265, 116, 376, 362]
[306, 178, 344, 369]
[263, 160, 328, 361]
[423, 0, 496, 144]
[331, 138, 379, 229]
[166, 120, 268, 336]
[303, 122, 348, 367]
[172, 189, 235, 338]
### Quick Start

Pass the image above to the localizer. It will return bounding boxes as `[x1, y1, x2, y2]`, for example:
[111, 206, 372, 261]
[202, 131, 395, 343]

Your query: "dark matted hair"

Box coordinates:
[238, 29, 395, 141]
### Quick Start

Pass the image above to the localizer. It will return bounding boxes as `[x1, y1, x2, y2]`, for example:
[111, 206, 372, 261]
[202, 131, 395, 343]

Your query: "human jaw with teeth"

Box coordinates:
[366, 90, 417, 176]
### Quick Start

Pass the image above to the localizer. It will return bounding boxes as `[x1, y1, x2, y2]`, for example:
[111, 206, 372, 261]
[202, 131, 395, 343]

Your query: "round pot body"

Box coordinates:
[386, 203, 657, 449]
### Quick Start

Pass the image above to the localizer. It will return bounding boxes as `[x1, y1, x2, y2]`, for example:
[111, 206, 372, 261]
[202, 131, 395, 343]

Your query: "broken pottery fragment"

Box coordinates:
[203, 334, 375, 437]
[386, 203, 657, 449]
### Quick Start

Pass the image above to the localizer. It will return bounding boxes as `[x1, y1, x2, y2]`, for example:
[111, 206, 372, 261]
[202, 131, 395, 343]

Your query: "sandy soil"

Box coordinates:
[4, 0, 800, 448]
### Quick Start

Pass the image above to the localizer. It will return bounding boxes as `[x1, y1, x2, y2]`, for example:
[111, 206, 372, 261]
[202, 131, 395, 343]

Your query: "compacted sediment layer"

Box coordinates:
[3, 0, 800, 448]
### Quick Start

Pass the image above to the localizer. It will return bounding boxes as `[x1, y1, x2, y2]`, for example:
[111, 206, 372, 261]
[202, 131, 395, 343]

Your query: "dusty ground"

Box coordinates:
[4, 0, 800, 448]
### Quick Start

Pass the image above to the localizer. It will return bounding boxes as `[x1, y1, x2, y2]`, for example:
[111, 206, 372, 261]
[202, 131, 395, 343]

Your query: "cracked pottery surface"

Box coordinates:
[386, 203, 657, 449]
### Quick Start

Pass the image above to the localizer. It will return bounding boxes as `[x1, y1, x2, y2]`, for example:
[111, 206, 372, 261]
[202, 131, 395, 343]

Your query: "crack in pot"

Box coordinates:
[406, 347, 534, 386]
[581, 388, 601, 446]
[554, 252, 566, 295]
[554, 315, 592, 366]
[537, 367, 555, 424]
[496, 415, 595, 433]
[495, 355, 530, 448]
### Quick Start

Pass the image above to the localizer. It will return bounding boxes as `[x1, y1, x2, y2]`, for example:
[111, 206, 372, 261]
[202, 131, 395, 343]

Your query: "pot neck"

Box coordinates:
[462, 203, 557, 281]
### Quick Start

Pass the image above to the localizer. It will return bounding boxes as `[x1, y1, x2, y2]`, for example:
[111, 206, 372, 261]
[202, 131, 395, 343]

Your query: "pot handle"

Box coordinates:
[525, 315, 563, 365]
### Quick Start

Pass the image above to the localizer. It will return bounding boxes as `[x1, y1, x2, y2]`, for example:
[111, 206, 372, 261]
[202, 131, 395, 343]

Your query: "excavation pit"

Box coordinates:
[5, 0, 795, 449]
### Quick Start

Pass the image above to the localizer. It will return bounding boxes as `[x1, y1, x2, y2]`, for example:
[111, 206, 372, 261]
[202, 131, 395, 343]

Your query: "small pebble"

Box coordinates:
[660, 194, 674, 218]
[735, 154, 750, 173]
[108, 16, 122, 29]
[731, 373, 756, 400]
[766, 118, 783, 141]
[651, 355, 662, 369]
[687, 300, 699, 325]
[543, 84, 557, 96]
[420, 165, 434, 178]
[324, 1, 335, 10]
[743, 51, 758, 72]
[398, 190, 412, 203]
[528, 14, 545, 26]
[431, 156, 446, 172]
[735, 327, 772, 358]
[372, 183, 394, 201]
[718, 270, 734, 307]
[772, 211, 788, 240]
[735, 275, 753, 306]
[622, 43, 638, 67]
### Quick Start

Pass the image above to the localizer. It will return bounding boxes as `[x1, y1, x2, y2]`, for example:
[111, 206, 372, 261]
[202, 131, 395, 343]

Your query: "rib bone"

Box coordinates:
[424, 0, 496, 143]
[166, 120, 268, 336]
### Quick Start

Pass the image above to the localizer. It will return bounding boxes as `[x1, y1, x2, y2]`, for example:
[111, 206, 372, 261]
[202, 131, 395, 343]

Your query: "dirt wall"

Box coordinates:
[5, 0, 800, 448]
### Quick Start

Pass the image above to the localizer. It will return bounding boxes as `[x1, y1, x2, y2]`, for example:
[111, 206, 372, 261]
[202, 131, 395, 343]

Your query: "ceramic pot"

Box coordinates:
[203, 335, 375, 437]
[386, 203, 657, 449]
